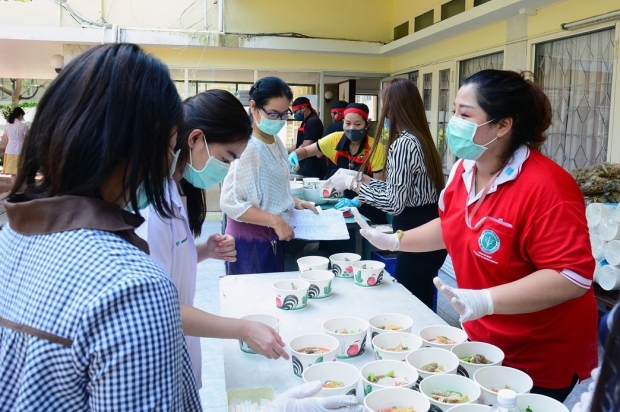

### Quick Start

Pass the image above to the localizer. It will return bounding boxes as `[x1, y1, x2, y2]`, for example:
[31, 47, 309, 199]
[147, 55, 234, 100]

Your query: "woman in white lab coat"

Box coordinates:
[137, 90, 289, 388]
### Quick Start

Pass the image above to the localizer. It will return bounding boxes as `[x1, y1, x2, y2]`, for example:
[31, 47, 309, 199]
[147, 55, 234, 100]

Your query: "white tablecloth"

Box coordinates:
[220, 271, 447, 396]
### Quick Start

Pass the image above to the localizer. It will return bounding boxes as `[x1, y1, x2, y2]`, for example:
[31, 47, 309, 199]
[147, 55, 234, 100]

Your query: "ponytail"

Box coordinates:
[7, 107, 25, 124]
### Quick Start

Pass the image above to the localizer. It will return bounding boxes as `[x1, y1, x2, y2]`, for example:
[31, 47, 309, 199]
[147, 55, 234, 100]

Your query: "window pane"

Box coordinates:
[438, 69, 451, 173]
[355, 95, 378, 121]
[441, 0, 465, 20]
[409, 70, 419, 86]
[474, 0, 493, 6]
[535, 28, 614, 170]
[414, 10, 434, 32]
[459, 52, 504, 86]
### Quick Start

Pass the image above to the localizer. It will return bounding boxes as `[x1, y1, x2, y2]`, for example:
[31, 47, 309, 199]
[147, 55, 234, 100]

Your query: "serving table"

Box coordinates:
[220, 271, 448, 396]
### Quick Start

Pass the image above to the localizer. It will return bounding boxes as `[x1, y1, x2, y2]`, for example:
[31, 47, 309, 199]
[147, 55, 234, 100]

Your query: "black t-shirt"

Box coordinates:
[323, 120, 344, 137]
[296, 113, 324, 178]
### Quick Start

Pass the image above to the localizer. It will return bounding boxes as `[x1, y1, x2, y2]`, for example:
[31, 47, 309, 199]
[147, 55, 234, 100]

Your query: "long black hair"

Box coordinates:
[461, 69, 552, 171]
[7, 107, 25, 124]
[591, 301, 620, 410]
[9, 43, 182, 219]
[177, 90, 252, 237]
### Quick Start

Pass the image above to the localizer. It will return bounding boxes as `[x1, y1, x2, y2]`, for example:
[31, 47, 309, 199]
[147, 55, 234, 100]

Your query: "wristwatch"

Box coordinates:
[350, 178, 360, 191]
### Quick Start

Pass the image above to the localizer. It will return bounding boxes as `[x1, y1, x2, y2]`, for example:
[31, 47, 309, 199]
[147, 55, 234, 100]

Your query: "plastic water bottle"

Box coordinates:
[490, 389, 521, 412]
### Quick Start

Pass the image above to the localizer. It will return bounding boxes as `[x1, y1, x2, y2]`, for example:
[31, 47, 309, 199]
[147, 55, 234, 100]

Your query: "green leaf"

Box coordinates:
[324, 280, 332, 296]
[364, 385, 372, 396]
[376, 351, 382, 360]
[355, 271, 362, 284]
[315, 356, 323, 364]
[302, 293, 308, 306]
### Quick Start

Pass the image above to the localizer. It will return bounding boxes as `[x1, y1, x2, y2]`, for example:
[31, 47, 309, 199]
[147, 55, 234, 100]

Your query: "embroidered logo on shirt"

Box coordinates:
[478, 229, 500, 254]
[175, 237, 188, 247]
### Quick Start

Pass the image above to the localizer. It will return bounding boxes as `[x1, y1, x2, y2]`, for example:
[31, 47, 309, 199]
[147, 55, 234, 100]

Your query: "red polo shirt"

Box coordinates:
[439, 146, 598, 388]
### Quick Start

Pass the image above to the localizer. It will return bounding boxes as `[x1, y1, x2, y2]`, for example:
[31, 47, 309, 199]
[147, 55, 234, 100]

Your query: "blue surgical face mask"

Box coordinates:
[293, 110, 304, 121]
[384, 118, 390, 132]
[257, 113, 286, 135]
[183, 134, 230, 189]
[446, 116, 496, 160]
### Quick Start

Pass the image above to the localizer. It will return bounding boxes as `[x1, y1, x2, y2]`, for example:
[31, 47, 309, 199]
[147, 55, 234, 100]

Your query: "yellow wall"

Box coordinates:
[144, 46, 391, 74]
[390, 21, 507, 73]
[528, 0, 618, 39]
[0, 2, 59, 26]
[225, 0, 393, 43]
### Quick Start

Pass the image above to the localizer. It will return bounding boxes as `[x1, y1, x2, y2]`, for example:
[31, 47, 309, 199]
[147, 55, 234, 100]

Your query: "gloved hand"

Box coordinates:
[265, 380, 365, 412]
[351, 207, 400, 251]
[433, 277, 494, 322]
[335, 198, 360, 209]
[325, 169, 359, 192]
[288, 152, 300, 173]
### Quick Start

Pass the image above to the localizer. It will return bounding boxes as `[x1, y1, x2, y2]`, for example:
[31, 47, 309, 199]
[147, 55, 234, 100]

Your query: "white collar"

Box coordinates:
[462, 145, 530, 205]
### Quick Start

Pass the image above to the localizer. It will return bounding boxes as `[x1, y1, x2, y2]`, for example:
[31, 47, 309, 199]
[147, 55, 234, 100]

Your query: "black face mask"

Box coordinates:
[344, 128, 366, 142]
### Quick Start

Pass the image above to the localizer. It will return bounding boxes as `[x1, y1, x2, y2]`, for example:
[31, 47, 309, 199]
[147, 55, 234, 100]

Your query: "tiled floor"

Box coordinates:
[194, 214, 591, 411]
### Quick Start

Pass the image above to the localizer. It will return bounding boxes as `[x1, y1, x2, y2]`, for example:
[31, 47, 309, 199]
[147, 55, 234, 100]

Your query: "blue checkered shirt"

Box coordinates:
[0, 226, 202, 411]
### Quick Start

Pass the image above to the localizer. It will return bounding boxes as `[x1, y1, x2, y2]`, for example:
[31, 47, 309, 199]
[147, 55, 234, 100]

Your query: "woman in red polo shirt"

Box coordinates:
[352, 69, 598, 402]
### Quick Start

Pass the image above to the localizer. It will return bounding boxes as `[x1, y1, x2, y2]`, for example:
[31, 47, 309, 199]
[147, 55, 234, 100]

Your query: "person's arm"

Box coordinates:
[180, 304, 289, 360]
[196, 233, 236, 263]
[237, 206, 294, 241]
[295, 142, 322, 161]
[357, 138, 417, 215]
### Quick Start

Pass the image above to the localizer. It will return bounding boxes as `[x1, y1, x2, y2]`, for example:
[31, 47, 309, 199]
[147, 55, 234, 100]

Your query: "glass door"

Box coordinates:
[419, 62, 456, 175]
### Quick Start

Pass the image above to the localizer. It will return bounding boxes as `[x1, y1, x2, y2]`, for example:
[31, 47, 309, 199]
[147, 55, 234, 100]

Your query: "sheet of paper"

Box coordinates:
[284, 209, 350, 240]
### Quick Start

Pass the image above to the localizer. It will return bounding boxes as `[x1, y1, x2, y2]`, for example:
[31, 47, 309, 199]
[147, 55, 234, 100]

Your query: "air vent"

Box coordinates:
[393, 21, 409, 41]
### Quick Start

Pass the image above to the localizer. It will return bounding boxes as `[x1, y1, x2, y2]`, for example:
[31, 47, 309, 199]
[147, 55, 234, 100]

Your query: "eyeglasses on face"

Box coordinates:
[259, 106, 293, 120]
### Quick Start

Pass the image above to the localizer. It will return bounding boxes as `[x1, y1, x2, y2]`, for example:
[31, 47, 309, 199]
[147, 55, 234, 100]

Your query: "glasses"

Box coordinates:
[259, 106, 293, 120]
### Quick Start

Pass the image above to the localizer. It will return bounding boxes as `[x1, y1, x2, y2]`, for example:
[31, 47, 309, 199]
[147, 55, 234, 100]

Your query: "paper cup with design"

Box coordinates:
[368, 313, 414, 349]
[372, 331, 423, 362]
[273, 279, 310, 311]
[302, 361, 360, 397]
[352, 260, 385, 287]
[329, 253, 361, 278]
[419, 374, 481, 412]
[448, 405, 492, 411]
[297, 256, 329, 272]
[289, 333, 339, 378]
[299, 269, 334, 299]
[516, 393, 569, 412]
[406, 347, 460, 392]
[364, 387, 431, 412]
[473, 366, 533, 406]
[361, 360, 419, 397]
[419, 325, 468, 350]
[323, 316, 369, 359]
[451, 341, 504, 379]
[238, 314, 280, 354]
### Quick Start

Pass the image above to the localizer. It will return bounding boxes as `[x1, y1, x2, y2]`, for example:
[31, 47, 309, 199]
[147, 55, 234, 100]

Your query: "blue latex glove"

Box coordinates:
[335, 198, 360, 209]
[288, 152, 299, 173]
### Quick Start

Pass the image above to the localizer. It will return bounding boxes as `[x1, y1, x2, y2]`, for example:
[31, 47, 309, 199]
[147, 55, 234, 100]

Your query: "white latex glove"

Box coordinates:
[265, 381, 365, 412]
[433, 277, 494, 322]
[325, 169, 359, 192]
[351, 207, 400, 251]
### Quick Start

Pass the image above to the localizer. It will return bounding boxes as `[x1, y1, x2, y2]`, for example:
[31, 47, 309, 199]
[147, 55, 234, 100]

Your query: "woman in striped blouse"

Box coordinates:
[329, 78, 447, 310]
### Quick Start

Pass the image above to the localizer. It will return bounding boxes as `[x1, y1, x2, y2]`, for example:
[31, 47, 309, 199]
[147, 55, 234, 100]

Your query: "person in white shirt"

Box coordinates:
[221, 77, 316, 275]
[3, 107, 29, 185]
[137, 90, 291, 388]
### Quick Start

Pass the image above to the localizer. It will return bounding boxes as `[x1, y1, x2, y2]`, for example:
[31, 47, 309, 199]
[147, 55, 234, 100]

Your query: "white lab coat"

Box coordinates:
[135, 179, 201, 387]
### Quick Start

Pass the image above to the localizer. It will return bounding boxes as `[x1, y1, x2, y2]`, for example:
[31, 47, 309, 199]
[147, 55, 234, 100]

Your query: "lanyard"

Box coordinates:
[465, 167, 502, 230]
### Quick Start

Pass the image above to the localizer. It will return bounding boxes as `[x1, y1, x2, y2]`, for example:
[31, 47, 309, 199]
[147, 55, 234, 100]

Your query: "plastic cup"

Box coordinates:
[598, 264, 620, 290]
[605, 240, 620, 266]
[599, 216, 620, 241]
[591, 232, 605, 260]
[586, 203, 614, 227]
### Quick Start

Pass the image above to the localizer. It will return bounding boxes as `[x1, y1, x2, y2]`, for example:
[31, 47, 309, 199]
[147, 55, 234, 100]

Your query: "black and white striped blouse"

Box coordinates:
[358, 130, 439, 215]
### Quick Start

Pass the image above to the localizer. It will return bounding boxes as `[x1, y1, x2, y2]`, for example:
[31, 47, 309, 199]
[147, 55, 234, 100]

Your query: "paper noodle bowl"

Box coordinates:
[289, 333, 339, 378]
[516, 393, 569, 412]
[418, 325, 468, 350]
[329, 253, 361, 278]
[473, 366, 533, 406]
[302, 361, 360, 397]
[419, 374, 481, 412]
[323, 316, 369, 359]
[364, 387, 431, 412]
